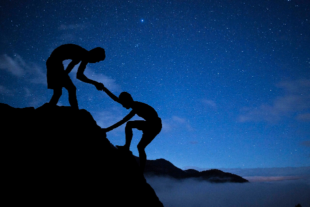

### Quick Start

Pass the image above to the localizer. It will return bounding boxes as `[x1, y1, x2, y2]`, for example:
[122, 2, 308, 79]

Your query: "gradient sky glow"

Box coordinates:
[0, 0, 309, 169]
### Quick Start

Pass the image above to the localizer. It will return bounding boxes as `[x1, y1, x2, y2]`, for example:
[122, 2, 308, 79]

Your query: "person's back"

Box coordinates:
[49, 44, 87, 62]
[131, 101, 160, 122]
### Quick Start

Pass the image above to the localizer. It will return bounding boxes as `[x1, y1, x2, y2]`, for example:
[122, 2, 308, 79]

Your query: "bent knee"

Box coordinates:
[126, 121, 135, 129]
[137, 144, 145, 152]
[53, 88, 62, 96]
[68, 84, 76, 91]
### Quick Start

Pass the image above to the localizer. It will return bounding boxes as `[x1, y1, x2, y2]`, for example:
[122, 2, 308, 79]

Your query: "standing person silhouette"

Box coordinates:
[101, 87, 162, 172]
[46, 44, 105, 109]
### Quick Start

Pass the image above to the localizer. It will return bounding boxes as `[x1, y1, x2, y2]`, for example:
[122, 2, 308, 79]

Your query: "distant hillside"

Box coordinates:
[140, 158, 249, 183]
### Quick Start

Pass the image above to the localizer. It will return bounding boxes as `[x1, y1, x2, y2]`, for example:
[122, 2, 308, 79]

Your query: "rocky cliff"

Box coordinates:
[1, 103, 163, 206]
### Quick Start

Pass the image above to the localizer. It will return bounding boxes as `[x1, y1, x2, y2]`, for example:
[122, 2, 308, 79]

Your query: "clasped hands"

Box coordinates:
[94, 82, 105, 91]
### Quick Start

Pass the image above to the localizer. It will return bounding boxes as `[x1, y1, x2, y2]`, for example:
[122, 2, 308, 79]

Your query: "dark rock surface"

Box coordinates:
[1, 103, 163, 206]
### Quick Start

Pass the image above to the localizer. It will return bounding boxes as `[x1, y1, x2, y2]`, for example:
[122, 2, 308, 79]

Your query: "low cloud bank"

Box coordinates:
[146, 176, 310, 207]
[220, 167, 310, 184]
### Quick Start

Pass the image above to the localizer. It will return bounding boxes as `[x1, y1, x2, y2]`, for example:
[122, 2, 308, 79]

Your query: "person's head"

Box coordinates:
[87, 47, 105, 63]
[119, 92, 133, 109]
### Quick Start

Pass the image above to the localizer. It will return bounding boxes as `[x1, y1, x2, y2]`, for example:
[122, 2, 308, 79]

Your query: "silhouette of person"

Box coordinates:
[101, 87, 162, 172]
[46, 44, 105, 109]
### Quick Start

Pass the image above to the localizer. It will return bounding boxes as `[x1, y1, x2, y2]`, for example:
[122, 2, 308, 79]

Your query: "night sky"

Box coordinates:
[1, 0, 309, 170]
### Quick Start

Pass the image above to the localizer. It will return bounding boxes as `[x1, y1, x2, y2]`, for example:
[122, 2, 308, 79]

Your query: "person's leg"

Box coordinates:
[137, 120, 162, 172]
[49, 88, 62, 106]
[124, 122, 133, 150]
[118, 121, 146, 150]
[63, 76, 78, 109]
[137, 133, 156, 172]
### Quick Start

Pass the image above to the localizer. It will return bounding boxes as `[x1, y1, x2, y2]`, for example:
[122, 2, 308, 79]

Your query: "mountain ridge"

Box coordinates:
[140, 157, 249, 183]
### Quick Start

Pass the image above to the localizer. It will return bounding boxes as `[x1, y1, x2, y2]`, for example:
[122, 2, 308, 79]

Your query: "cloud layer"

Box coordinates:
[0, 54, 46, 85]
[0, 54, 26, 77]
[162, 116, 193, 133]
[238, 79, 310, 123]
[146, 176, 310, 207]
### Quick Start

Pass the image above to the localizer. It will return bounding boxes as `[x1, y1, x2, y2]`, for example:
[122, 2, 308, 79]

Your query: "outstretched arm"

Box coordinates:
[102, 86, 120, 103]
[76, 61, 103, 90]
[105, 110, 135, 132]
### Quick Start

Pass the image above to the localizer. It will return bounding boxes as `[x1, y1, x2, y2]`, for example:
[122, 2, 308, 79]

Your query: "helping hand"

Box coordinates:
[101, 128, 108, 133]
[101, 128, 108, 138]
[95, 82, 104, 91]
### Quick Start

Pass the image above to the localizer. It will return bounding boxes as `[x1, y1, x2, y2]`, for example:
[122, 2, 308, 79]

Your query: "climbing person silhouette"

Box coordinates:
[46, 44, 105, 109]
[101, 87, 162, 172]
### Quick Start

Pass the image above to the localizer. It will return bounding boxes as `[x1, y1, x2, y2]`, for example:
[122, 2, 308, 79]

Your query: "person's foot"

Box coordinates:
[69, 104, 79, 110]
[39, 102, 56, 109]
[116, 145, 130, 151]
[44, 102, 53, 107]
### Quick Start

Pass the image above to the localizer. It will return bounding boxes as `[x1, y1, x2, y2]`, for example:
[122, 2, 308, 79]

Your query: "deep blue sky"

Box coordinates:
[1, 0, 309, 169]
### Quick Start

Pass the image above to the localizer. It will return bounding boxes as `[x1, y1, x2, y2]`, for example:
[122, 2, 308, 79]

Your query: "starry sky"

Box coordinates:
[1, 0, 309, 170]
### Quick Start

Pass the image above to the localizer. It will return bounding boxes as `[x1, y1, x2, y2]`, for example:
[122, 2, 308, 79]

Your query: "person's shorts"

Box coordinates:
[46, 57, 70, 89]
[131, 118, 162, 137]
